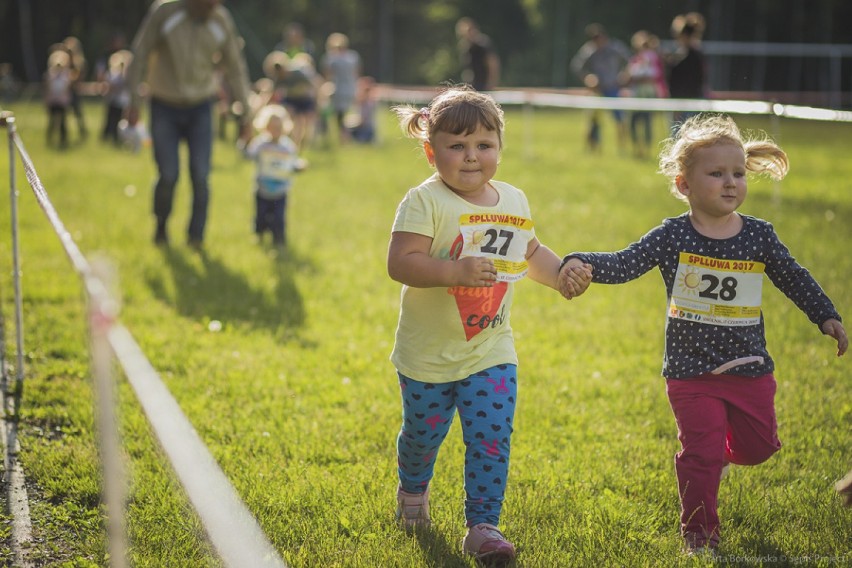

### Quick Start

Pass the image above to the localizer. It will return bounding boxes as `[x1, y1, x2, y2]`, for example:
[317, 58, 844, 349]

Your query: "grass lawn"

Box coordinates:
[0, 99, 850, 567]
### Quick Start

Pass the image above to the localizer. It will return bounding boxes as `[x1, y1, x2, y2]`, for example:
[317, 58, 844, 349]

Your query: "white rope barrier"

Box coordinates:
[1, 113, 287, 568]
[107, 324, 287, 568]
[87, 259, 128, 568]
[379, 86, 852, 123]
[2, 111, 32, 568]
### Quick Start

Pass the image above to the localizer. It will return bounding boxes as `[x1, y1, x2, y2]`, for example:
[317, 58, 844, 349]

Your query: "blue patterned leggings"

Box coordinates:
[396, 364, 517, 526]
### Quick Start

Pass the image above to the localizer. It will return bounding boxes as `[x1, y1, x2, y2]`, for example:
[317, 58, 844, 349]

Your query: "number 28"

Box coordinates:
[699, 274, 737, 301]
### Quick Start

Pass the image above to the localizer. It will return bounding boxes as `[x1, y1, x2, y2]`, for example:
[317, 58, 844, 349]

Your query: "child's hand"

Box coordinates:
[455, 257, 497, 287]
[558, 258, 593, 300]
[821, 318, 848, 357]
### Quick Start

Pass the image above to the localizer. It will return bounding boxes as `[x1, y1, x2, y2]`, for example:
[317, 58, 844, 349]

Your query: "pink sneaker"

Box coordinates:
[395, 487, 430, 529]
[462, 523, 516, 565]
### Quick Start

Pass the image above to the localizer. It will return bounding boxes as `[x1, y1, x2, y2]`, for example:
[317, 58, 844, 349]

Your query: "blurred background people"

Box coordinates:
[262, 50, 291, 106]
[624, 30, 668, 158]
[94, 32, 128, 82]
[321, 32, 361, 145]
[261, 49, 321, 150]
[242, 104, 306, 248]
[125, 0, 253, 249]
[283, 53, 321, 150]
[667, 12, 707, 132]
[275, 22, 316, 61]
[100, 49, 133, 145]
[571, 23, 631, 153]
[455, 17, 500, 91]
[63, 36, 88, 140]
[44, 48, 73, 148]
[348, 75, 378, 144]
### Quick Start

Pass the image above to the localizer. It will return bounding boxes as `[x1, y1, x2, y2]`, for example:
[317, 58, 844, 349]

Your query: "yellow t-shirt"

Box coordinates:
[390, 174, 536, 383]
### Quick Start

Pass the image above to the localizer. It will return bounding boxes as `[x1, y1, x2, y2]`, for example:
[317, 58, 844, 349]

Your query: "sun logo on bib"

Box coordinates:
[670, 252, 765, 326]
[677, 266, 702, 296]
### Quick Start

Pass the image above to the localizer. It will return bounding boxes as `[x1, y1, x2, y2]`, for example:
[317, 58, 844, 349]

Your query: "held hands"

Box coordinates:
[558, 258, 593, 300]
[456, 256, 497, 288]
[821, 318, 848, 357]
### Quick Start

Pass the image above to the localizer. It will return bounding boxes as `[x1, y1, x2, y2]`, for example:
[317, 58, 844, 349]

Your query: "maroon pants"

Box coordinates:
[666, 373, 782, 547]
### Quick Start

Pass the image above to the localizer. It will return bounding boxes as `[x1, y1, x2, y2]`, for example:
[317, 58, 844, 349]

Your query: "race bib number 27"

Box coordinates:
[457, 213, 533, 282]
[669, 252, 765, 326]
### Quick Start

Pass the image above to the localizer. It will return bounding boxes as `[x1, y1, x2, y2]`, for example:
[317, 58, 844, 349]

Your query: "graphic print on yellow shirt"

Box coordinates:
[446, 210, 532, 341]
[669, 252, 765, 326]
[447, 281, 509, 341]
[390, 176, 536, 383]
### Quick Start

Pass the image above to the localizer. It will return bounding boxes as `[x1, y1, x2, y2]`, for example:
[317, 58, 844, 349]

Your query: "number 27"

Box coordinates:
[480, 229, 513, 256]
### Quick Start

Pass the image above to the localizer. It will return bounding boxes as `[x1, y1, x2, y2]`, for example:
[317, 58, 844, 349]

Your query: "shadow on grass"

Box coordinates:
[412, 528, 477, 568]
[147, 245, 311, 337]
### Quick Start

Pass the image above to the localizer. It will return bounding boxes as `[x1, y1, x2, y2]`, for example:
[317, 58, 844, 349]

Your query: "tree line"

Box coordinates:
[2, 0, 852, 94]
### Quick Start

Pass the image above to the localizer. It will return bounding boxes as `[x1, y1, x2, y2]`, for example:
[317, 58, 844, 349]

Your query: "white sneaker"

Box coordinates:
[395, 486, 430, 529]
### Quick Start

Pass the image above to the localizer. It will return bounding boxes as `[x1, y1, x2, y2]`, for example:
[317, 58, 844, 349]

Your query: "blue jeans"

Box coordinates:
[150, 98, 213, 242]
[397, 364, 518, 526]
[602, 87, 625, 123]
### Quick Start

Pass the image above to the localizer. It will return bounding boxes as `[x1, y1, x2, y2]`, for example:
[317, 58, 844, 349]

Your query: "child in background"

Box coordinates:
[570, 23, 631, 154]
[262, 50, 321, 150]
[387, 85, 591, 565]
[101, 49, 133, 145]
[44, 48, 73, 148]
[63, 36, 88, 141]
[312, 80, 336, 149]
[348, 76, 378, 144]
[321, 32, 360, 144]
[624, 30, 668, 159]
[282, 52, 321, 150]
[262, 50, 291, 105]
[560, 114, 847, 555]
[243, 104, 307, 247]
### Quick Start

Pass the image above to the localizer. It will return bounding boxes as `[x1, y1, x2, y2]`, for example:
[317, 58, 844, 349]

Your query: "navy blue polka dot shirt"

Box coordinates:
[566, 213, 842, 379]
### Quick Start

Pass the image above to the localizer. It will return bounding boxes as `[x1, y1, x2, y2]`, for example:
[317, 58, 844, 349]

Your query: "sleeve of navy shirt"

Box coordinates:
[759, 220, 842, 328]
[563, 223, 668, 284]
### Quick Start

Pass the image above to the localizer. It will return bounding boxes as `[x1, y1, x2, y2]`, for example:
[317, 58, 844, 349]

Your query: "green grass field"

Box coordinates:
[0, 100, 850, 567]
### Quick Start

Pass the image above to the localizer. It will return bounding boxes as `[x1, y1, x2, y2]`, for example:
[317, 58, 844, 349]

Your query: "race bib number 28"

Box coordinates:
[669, 252, 765, 326]
[457, 213, 533, 282]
